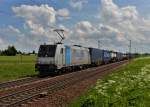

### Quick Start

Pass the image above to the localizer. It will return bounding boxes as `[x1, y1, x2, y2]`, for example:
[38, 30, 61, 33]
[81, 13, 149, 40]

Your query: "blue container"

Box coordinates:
[102, 50, 111, 64]
[89, 48, 103, 65]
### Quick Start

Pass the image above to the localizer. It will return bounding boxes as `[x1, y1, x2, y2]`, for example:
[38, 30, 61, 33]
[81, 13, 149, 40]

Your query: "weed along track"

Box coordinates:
[0, 61, 128, 107]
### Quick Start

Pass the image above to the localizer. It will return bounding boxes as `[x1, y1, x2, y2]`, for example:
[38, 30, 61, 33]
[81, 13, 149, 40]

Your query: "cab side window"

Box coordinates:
[61, 48, 63, 54]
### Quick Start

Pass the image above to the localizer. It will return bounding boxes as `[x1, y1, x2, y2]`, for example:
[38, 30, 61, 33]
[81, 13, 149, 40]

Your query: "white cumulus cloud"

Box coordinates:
[12, 4, 56, 26]
[70, 0, 88, 10]
[57, 8, 70, 17]
[99, 0, 150, 52]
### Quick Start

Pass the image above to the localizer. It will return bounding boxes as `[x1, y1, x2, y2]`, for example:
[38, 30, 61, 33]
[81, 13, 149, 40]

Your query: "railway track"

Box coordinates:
[0, 61, 128, 107]
[0, 66, 106, 92]
[0, 77, 40, 91]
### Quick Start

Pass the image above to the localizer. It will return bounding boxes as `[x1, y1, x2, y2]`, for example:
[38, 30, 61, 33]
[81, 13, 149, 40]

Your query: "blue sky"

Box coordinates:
[114, 0, 150, 16]
[0, 0, 149, 27]
[0, 0, 100, 27]
[0, 0, 150, 53]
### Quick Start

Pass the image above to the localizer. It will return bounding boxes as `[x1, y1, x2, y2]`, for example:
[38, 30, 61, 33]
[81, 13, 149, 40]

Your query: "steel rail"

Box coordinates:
[0, 77, 40, 91]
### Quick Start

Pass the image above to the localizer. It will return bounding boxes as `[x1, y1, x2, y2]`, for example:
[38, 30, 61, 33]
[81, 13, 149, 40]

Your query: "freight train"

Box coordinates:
[35, 43, 129, 76]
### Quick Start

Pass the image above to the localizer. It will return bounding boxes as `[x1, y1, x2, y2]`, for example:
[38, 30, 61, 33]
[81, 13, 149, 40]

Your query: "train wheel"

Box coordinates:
[55, 70, 61, 75]
[58, 70, 62, 75]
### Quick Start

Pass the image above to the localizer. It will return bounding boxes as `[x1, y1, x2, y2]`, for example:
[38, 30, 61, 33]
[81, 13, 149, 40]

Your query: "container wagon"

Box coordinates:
[116, 52, 123, 61]
[89, 48, 103, 66]
[110, 51, 117, 62]
[102, 50, 111, 64]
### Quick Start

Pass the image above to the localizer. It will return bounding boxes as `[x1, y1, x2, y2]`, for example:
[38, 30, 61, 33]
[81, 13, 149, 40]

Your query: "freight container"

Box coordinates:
[116, 52, 123, 61]
[89, 48, 103, 66]
[102, 50, 111, 64]
[110, 51, 117, 62]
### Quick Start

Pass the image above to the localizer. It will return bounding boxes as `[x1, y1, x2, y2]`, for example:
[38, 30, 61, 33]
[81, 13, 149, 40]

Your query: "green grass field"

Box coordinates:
[69, 57, 150, 107]
[0, 55, 36, 63]
[0, 55, 37, 82]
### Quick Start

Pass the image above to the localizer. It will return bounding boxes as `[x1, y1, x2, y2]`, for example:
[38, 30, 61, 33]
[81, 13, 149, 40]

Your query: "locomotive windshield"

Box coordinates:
[38, 45, 57, 57]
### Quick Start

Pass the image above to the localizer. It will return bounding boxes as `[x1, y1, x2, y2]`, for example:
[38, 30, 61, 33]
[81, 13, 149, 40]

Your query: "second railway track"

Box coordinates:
[0, 61, 128, 107]
[0, 77, 40, 91]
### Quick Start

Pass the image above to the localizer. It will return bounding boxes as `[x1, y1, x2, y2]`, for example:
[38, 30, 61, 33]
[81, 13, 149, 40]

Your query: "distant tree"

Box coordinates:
[5, 46, 17, 56]
[17, 51, 22, 54]
[32, 50, 35, 54]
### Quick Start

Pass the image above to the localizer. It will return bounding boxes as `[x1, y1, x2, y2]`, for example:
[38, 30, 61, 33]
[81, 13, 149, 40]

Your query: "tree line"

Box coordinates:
[0, 46, 35, 56]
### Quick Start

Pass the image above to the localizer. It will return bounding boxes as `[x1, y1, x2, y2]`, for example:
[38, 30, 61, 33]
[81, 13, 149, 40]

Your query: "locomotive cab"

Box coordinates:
[35, 43, 65, 75]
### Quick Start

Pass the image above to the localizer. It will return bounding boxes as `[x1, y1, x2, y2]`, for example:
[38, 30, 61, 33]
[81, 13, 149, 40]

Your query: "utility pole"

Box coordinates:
[129, 40, 131, 60]
[20, 53, 22, 63]
[134, 48, 137, 54]
[98, 40, 101, 49]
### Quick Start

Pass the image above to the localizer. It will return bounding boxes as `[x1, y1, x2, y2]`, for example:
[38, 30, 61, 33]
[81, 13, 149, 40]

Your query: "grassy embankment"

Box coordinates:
[70, 57, 150, 107]
[0, 55, 37, 82]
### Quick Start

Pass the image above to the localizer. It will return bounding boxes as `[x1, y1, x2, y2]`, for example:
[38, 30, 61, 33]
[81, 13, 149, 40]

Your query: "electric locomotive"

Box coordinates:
[35, 43, 91, 75]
